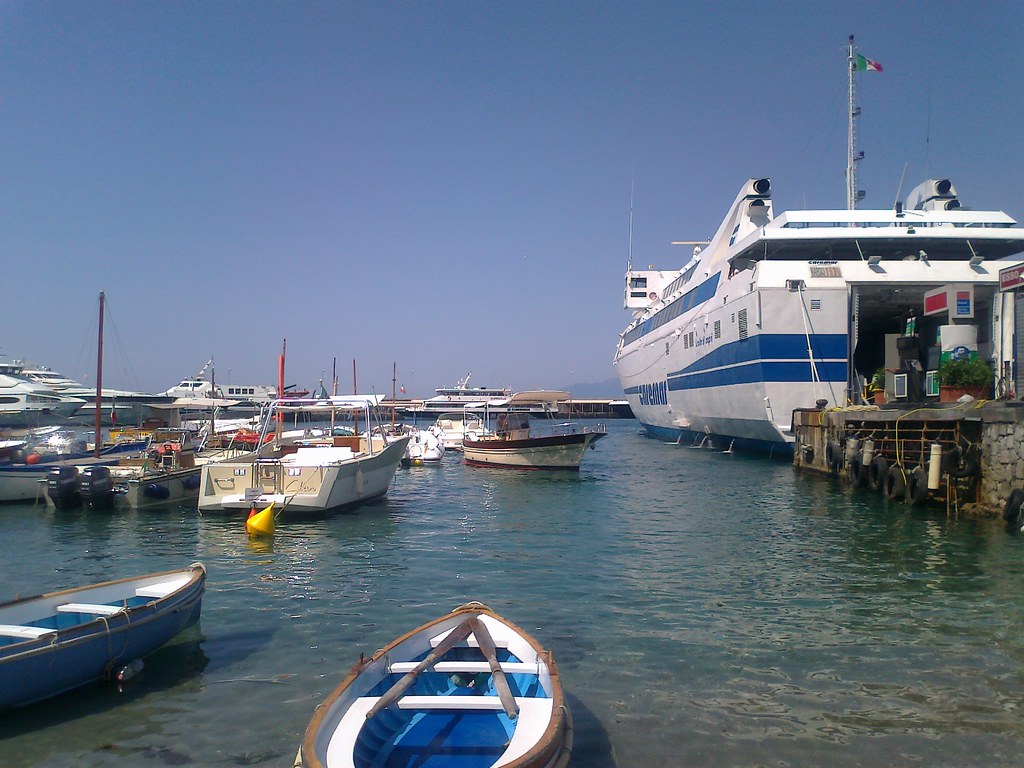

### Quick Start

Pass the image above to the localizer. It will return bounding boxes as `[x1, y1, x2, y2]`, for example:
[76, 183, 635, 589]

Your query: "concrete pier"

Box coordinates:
[793, 401, 1024, 518]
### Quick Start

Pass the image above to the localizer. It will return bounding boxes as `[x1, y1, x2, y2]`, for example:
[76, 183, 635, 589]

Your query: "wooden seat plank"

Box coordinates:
[56, 602, 124, 616]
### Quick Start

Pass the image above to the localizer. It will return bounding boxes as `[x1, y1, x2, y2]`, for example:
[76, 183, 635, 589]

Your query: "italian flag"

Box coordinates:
[855, 53, 883, 72]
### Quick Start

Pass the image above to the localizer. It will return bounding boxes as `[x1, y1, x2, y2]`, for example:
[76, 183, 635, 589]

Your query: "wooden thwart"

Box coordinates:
[365, 619, 475, 718]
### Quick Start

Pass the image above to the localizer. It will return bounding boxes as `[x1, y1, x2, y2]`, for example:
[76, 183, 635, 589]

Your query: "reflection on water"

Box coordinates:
[2, 421, 1024, 766]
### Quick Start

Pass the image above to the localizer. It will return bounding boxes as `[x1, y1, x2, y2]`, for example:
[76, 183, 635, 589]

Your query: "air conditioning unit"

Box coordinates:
[894, 373, 909, 399]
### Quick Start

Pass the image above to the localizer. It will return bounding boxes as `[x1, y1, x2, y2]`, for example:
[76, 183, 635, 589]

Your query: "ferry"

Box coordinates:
[403, 373, 512, 416]
[614, 39, 1024, 455]
[162, 358, 308, 410]
[615, 179, 1024, 454]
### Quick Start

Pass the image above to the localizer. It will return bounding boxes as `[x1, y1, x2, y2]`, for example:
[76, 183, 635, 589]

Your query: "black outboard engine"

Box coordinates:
[47, 466, 81, 509]
[79, 465, 116, 509]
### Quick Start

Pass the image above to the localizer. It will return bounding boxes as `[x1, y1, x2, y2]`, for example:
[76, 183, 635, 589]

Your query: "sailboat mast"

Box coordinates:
[846, 35, 857, 211]
[94, 292, 104, 458]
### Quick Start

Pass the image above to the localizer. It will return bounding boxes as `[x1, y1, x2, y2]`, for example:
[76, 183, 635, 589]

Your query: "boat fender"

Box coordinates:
[825, 440, 843, 473]
[905, 466, 929, 506]
[183, 474, 200, 491]
[884, 464, 907, 501]
[942, 444, 980, 479]
[115, 658, 144, 682]
[868, 456, 888, 492]
[1002, 489, 1024, 523]
[848, 450, 868, 488]
[144, 483, 171, 500]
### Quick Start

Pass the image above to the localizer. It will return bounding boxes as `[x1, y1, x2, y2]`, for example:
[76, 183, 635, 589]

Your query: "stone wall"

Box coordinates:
[979, 404, 1024, 515]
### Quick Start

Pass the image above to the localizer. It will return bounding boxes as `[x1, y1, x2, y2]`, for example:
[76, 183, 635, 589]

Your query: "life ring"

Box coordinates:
[868, 456, 889, 492]
[848, 450, 868, 488]
[942, 444, 980, 479]
[884, 464, 907, 501]
[825, 440, 843, 473]
[905, 465, 929, 505]
[1002, 488, 1024, 523]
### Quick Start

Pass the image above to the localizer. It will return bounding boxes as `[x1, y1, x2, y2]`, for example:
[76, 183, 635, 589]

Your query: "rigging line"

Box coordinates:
[796, 284, 840, 406]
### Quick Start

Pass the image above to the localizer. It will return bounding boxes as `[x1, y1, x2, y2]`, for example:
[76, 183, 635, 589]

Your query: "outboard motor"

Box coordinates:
[79, 465, 116, 509]
[47, 466, 81, 509]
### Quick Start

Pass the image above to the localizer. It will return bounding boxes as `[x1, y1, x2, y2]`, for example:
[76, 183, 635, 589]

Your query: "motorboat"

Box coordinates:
[42, 428, 256, 511]
[432, 410, 491, 452]
[614, 40, 1024, 455]
[0, 563, 206, 708]
[0, 432, 148, 504]
[403, 425, 445, 465]
[0, 365, 86, 428]
[461, 392, 606, 471]
[197, 396, 409, 517]
[295, 601, 572, 768]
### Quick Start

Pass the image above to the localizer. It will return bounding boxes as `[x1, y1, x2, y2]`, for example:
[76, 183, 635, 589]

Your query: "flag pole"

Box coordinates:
[847, 35, 856, 211]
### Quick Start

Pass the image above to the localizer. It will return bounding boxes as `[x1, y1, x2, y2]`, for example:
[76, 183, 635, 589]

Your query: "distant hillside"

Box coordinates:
[560, 377, 624, 399]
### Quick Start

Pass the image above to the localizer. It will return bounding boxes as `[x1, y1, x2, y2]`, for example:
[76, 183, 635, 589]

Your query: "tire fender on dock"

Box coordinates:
[884, 464, 907, 501]
[868, 456, 889, 492]
[826, 440, 843, 474]
[942, 444, 980, 479]
[848, 450, 868, 488]
[905, 466, 929, 506]
[1003, 489, 1024, 523]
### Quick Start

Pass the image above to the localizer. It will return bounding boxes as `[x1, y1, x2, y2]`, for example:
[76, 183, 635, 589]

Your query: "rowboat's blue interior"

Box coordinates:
[0, 596, 150, 647]
[354, 644, 548, 768]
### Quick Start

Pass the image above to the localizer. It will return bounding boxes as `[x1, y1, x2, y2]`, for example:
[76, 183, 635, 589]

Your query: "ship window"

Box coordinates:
[0, 396, 17, 404]
[630, 277, 648, 289]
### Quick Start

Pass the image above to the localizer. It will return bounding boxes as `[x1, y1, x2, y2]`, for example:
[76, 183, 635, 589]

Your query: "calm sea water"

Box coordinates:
[3, 420, 1024, 767]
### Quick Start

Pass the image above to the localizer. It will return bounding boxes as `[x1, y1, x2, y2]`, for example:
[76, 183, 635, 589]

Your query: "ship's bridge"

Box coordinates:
[729, 209, 1024, 266]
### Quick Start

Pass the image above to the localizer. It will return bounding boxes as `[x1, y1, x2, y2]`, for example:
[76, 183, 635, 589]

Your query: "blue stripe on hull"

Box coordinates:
[668, 333, 848, 376]
[669, 361, 847, 390]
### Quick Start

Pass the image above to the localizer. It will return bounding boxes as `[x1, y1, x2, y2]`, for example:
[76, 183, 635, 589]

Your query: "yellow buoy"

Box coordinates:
[246, 502, 276, 537]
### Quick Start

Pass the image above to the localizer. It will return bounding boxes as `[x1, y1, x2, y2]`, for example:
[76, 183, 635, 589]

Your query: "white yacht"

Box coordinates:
[404, 373, 512, 416]
[164, 358, 307, 408]
[0, 363, 86, 427]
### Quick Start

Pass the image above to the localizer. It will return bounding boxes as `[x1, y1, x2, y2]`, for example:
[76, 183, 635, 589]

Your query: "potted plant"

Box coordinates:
[937, 356, 993, 402]
[869, 367, 886, 405]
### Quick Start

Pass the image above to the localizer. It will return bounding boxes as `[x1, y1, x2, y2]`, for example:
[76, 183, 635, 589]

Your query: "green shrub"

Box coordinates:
[938, 356, 992, 387]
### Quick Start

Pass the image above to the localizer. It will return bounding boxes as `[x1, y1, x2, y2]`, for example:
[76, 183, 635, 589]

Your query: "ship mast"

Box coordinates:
[846, 35, 859, 210]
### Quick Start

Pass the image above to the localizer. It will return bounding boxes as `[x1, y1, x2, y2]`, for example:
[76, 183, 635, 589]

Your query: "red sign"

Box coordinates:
[923, 287, 948, 315]
[1000, 263, 1024, 291]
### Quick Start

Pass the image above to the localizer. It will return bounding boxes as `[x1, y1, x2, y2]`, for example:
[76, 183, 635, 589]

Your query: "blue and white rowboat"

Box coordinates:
[297, 601, 572, 768]
[0, 562, 206, 708]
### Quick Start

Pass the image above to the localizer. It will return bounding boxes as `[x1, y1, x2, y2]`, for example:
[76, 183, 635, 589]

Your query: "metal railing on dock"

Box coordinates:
[792, 401, 1024, 518]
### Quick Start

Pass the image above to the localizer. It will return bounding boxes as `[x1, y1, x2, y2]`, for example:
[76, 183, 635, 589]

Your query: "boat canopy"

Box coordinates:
[487, 391, 570, 406]
[270, 395, 384, 411]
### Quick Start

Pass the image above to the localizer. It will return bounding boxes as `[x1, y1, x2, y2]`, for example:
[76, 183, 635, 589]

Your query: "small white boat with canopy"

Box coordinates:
[197, 396, 409, 517]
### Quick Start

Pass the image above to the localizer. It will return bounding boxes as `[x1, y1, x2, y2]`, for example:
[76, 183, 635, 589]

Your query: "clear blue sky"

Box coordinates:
[4, 1, 1022, 398]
